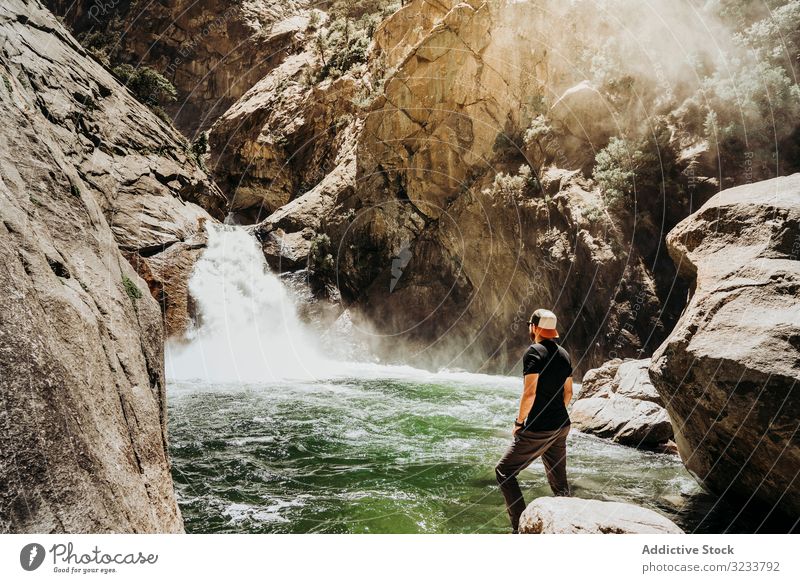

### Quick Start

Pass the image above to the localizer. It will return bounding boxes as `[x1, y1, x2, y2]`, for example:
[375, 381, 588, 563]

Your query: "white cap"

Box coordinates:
[529, 309, 558, 337]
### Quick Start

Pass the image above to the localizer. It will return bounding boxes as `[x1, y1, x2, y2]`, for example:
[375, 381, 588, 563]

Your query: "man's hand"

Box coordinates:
[512, 424, 520, 436]
[563, 376, 574, 407]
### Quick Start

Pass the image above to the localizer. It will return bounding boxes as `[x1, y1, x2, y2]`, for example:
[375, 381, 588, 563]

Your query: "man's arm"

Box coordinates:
[514, 374, 538, 434]
[563, 376, 573, 407]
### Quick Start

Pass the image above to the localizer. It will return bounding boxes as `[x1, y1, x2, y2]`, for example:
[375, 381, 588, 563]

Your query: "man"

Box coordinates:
[495, 308, 574, 533]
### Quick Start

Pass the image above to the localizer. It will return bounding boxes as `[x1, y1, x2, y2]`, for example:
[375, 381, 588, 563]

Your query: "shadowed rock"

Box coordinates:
[649, 174, 800, 519]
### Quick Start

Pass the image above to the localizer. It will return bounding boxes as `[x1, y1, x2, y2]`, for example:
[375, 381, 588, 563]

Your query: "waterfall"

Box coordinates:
[165, 223, 335, 382]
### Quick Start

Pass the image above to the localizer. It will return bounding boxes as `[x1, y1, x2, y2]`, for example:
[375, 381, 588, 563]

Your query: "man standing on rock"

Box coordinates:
[495, 308, 574, 533]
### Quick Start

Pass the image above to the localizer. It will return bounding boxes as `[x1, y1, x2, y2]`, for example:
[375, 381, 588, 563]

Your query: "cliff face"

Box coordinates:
[341, 0, 663, 372]
[44, 0, 800, 376]
[0, 0, 223, 532]
[46, 0, 314, 136]
[649, 174, 800, 518]
[241, 0, 798, 374]
[208, 42, 359, 220]
[236, 0, 682, 373]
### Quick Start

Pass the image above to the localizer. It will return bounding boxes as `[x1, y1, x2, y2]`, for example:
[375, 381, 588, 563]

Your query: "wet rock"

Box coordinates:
[650, 174, 800, 518]
[519, 497, 684, 534]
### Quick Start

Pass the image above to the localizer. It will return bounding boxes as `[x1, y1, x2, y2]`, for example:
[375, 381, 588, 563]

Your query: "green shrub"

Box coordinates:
[308, 233, 336, 276]
[316, 22, 371, 81]
[593, 137, 639, 209]
[593, 122, 678, 211]
[702, 58, 800, 180]
[76, 28, 120, 66]
[524, 115, 553, 146]
[698, 1, 800, 181]
[313, 0, 400, 82]
[113, 64, 177, 108]
[191, 131, 210, 171]
[484, 165, 538, 202]
[122, 275, 143, 301]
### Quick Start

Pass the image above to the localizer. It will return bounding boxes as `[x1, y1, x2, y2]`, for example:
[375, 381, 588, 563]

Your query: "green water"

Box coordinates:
[166, 365, 725, 533]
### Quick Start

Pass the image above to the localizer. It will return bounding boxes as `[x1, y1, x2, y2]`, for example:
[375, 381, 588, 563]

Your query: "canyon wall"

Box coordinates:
[45, 0, 800, 376]
[0, 0, 223, 532]
[233, 0, 698, 373]
[46, 0, 315, 136]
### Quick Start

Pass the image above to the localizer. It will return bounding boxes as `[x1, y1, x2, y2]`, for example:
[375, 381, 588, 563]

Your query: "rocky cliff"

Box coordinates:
[232, 0, 691, 374]
[47, 0, 800, 375]
[247, 0, 798, 375]
[0, 0, 224, 532]
[46, 0, 316, 136]
[649, 174, 800, 518]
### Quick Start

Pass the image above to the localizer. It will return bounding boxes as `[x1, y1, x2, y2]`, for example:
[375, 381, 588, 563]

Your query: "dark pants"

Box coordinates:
[495, 424, 571, 531]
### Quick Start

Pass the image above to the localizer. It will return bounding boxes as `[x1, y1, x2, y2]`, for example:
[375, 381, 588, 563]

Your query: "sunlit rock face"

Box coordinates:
[218, 0, 693, 374]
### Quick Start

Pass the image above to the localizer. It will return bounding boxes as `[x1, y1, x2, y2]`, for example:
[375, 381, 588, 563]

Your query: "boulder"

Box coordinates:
[549, 81, 615, 170]
[519, 497, 684, 534]
[572, 359, 674, 448]
[649, 174, 800, 518]
[578, 357, 624, 398]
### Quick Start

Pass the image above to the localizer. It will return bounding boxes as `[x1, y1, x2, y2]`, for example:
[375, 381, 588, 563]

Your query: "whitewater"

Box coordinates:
[163, 224, 748, 534]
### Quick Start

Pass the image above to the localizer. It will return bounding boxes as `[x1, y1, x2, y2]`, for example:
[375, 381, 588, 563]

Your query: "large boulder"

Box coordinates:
[0, 0, 225, 532]
[548, 81, 616, 171]
[519, 497, 684, 534]
[572, 358, 674, 448]
[649, 174, 800, 518]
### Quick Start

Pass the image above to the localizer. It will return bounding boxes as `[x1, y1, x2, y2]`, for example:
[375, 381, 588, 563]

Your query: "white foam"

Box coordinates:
[165, 223, 524, 389]
[165, 223, 339, 382]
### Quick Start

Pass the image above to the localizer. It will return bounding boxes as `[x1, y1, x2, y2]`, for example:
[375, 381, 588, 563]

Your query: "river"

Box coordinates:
[162, 224, 772, 534]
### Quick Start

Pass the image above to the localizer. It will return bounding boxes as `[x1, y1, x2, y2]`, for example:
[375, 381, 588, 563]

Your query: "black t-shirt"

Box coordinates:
[521, 339, 572, 431]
